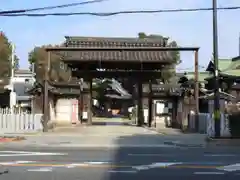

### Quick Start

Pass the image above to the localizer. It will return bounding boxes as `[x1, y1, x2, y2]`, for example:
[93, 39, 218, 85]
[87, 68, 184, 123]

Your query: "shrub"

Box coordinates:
[226, 103, 240, 137]
[229, 113, 240, 137]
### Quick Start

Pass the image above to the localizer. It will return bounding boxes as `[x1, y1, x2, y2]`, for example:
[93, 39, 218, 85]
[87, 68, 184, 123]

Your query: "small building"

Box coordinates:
[29, 79, 131, 126]
[205, 56, 240, 103]
[29, 80, 88, 126]
[4, 69, 35, 111]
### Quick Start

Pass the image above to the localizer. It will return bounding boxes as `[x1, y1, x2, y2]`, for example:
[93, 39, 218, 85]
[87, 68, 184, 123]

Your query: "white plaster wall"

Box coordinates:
[54, 98, 79, 125]
[49, 99, 55, 122]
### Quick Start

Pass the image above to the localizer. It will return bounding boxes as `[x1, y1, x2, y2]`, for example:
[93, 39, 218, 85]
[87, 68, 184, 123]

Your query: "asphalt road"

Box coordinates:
[0, 146, 240, 179]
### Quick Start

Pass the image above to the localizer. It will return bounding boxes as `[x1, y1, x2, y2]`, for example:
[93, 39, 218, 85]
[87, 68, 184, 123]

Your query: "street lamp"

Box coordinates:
[213, 0, 221, 137]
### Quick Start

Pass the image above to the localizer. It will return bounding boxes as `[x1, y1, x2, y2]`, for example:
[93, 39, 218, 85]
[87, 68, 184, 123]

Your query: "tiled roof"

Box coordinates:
[49, 81, 88, 89]
[28, 80, 100, 95]
[142, 83, 181, 93]
[63, 36, 174, 63]
[65, 36, 168, 47]
[206, 59, 232, 72]
[205, 60, 240, 79]
[220, 70, 240, 77]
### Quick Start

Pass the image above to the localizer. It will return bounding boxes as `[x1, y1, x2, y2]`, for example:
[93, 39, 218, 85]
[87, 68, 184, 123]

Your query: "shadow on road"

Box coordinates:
[101, 133, 240, 179]
[101, 133, 187, 180]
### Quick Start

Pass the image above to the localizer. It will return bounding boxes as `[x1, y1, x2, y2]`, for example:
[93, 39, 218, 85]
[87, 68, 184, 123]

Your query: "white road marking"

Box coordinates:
[133, 162, 182, 170]
[108, 170, 137, 173]
[66, 161, 109, 168]
[204, 154, 236, 157]
[0, 161, 36, 165]
[85, 161, 109, 165]
[0, 151, 66, 157]
[194, 172, 225, 175]
[217, 163, 240, 172]
[66, 163, 88, 168]
[27, 168, 53, 172]
[128, 154, 171, 157]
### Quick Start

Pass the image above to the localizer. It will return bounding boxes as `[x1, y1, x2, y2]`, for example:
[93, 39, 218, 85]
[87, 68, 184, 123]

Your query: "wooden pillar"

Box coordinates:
[87, 78, 93, 125]
[148, 80, 153, 127]
[132, 80, 138, 125]
[122, 101, 128, 117]
[137, 78, 144, 126]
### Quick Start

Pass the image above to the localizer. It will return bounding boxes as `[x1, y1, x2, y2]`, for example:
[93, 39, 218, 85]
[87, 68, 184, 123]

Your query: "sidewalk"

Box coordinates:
[0, 125, 208, 148]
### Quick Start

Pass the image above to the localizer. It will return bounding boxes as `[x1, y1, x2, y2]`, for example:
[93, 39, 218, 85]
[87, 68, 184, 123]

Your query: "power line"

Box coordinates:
[1, 6, 240, 17]
[0, 0, 106, 15]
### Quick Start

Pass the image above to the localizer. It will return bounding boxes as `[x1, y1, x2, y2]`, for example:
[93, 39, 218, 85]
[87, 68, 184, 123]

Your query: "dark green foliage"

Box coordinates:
[0, 31, 19, 78]
[229, 113, 240, 137]
[138, 32, 179, 82]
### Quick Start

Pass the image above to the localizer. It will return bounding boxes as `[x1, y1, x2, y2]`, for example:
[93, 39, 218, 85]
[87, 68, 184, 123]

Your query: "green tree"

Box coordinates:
[138, 32, 180, 82]
[28, 45, 71, 82]
[0, 31, 20, 78]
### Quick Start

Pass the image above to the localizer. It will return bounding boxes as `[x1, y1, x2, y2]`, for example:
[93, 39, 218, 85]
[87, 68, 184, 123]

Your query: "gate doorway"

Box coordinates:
[43, 36, 199, 131]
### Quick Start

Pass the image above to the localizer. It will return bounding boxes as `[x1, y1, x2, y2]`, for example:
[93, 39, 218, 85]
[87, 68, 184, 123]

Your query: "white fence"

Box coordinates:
[189, 113, 231, 137]
[0, 109, 43, 133]
[188, 113, 209, 133]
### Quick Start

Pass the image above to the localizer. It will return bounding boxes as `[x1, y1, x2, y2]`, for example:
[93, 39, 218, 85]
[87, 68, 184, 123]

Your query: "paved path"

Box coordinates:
[1, 125, 207, 148]
[0, 145, 240, 179]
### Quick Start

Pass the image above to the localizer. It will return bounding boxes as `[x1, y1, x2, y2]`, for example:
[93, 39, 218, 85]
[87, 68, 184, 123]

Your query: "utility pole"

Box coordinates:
[43, 51, 50, 132]
[213, 0, 221, 137]
[239, 33, 240, 56]
[9, 43, 16, 114]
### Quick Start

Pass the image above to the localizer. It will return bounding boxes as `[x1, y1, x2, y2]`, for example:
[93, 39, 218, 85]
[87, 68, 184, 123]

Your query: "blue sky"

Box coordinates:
[1, 0, 240, 71]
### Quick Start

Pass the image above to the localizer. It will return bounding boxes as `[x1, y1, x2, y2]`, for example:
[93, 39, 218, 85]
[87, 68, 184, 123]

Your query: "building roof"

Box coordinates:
[205, 59, 240, 79]
[65, 36, 168, 47]
[48, 80, 89, 89]
[14, 69, 33, 75]
[232, 83, 240, 90]
[206, 59, 232, 72]
[27, 81, 86, 95]
[199, 91, 236, 100]
[105, 94, 131, 99]
[62, 36, 175, 63]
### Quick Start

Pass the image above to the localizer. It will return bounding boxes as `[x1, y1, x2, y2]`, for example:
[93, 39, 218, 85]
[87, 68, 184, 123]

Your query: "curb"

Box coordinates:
[205, 137, 240, 146]
[205, 137, 240, 141]
[142, 126, 165, 135]
[163, 141, 204, 148]
[0, 136, 26, 142]
[0, 143, 176, 149]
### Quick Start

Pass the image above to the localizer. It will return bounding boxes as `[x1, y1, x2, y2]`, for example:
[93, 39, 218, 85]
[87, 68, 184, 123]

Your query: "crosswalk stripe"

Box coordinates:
[0, 161, 35, 165]
[217, 163, 240, 172]
[27, 168, 53, 172]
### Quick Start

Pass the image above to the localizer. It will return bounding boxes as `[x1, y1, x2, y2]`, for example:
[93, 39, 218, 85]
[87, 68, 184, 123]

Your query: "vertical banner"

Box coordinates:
[71, 99, 78, 124]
